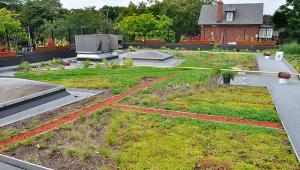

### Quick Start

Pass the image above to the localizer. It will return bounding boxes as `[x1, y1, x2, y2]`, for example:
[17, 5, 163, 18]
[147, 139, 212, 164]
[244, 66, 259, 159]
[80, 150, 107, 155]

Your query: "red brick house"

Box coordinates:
[198, 0, 274, 45]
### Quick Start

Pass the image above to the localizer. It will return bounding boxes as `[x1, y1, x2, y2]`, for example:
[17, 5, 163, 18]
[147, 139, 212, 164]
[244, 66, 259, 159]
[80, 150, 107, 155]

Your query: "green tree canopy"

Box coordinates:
[20, 0, 63, 29]
[273, 0, 300, 41]
[0, 8, 22, 34]
[116, 0, 215, 40]
[116, 13, 175, 42]
[39, 7, 111, 40]
[0, 0, 24, 11]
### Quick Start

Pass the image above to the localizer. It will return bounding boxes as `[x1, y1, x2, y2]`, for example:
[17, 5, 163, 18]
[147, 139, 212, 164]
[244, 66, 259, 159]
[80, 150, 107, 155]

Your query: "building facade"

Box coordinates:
[198, 0, 274, 45]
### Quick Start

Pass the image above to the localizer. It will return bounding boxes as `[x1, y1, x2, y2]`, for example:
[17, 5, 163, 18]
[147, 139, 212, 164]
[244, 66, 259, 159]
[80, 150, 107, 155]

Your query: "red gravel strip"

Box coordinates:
[0, 74, 176, 150]
[114, 105, 283, 129]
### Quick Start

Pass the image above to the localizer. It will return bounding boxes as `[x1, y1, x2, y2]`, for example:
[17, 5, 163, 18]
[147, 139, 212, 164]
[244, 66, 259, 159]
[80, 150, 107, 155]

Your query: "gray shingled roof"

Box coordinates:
[198, 3, 264, 25]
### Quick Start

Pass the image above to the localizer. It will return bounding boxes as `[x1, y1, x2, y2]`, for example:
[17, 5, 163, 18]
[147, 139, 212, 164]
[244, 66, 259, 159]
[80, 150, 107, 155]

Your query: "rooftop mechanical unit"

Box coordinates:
[75, 34, 123, 60]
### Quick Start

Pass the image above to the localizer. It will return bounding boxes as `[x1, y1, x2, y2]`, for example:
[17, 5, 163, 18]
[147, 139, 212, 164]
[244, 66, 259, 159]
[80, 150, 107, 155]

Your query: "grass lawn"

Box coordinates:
[3, 108, 299, 169]
[286, 56, 300, 72]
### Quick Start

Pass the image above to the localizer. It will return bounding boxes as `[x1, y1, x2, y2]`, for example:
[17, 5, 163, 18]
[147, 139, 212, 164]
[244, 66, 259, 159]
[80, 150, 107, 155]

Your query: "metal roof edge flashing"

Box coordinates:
[0, 154, 53, 170]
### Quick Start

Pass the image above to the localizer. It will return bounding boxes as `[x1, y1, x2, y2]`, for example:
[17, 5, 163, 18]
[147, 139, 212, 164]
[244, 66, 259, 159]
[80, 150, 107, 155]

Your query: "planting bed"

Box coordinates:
[286, 56, 300, 73]
[122, 85, 279, 122]
[4, 51, 298, 169]
[176, 52, 258, 70]
[2, 109, 299, 169]
[35, 45, 70, 52]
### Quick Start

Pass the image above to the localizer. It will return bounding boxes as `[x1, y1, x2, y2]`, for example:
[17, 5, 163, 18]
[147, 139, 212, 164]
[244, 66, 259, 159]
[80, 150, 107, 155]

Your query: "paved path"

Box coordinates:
[231, 54, 300, 161]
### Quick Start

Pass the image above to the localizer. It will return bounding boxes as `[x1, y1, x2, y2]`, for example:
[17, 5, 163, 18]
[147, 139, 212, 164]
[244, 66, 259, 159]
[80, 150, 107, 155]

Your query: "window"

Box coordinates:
[259, 28, 273, 38]
[266, 29, 273, 38]
[226, 12, 233, 21]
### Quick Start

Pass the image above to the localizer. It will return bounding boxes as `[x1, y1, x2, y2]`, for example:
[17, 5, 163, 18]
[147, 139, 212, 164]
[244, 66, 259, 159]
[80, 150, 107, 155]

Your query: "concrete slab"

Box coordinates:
[121, 50, 173, 61]
[0, 88, 103, 127]
[0, 78, 57, 104]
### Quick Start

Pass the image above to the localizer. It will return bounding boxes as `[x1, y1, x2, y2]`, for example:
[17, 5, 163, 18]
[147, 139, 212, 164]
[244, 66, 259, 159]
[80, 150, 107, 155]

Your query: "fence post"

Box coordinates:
[51, 29, 54, 40]
[68, 28, 71, 44]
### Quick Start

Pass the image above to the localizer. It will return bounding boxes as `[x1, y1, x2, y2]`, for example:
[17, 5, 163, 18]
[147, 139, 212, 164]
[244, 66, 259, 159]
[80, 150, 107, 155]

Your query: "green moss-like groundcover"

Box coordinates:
[105, 110, 299, 170]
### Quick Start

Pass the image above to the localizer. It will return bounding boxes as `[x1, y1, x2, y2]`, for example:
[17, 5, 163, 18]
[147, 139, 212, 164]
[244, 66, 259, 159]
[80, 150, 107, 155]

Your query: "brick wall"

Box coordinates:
[200, 25, 260, 44]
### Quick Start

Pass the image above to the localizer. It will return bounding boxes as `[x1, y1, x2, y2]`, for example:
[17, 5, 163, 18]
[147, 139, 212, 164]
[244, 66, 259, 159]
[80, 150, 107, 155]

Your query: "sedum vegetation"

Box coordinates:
[122, 85, 279, 122]
[106, 110, 299, 169]
[4, 109, 299, 169]
[15, 67, 178, 94]
[176, 52, 257, 70]
[286, 56, 300, 72]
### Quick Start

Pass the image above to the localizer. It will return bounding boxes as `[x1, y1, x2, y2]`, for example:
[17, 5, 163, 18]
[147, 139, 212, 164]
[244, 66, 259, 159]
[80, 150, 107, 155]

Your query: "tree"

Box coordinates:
[116, 0, 216, 40]
[20, 0, 63, 29]
[273, 6, 288, 28]
[160, 0, 216, 38]
[0, 0, 24, 11]
[0, 8, 22, 34]
[116, 14, 175, 42]
[100, 5, 124, 22]
[273, 0, 300, 42]
[39, 7, 111, 40]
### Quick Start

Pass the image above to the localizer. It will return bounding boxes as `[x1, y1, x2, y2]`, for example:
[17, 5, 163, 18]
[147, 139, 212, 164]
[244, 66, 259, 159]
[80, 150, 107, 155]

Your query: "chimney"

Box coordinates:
[217, 0, 223, 23]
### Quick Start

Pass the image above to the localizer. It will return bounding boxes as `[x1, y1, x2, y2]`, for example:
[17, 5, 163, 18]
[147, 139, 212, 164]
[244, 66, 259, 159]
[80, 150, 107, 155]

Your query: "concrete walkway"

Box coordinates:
[231, 54, 300, 161]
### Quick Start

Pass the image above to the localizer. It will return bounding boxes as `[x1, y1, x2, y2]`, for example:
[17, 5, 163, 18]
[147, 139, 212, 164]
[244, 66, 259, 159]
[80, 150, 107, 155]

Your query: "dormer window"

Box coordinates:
[226, 12, 233, 21]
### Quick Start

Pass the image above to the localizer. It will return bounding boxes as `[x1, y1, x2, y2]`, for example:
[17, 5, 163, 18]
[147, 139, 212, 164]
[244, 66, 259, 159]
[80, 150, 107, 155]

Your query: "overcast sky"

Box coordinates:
[60, 0, 286, 14]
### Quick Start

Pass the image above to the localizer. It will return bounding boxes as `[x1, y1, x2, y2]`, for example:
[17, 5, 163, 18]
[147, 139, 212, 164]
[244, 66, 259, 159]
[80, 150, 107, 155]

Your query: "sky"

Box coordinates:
[60, 0, 286, 14]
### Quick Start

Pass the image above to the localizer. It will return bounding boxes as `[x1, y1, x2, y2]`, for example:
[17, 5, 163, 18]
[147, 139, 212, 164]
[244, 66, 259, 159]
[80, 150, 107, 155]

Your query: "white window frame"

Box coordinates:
[226, 12, 233, 22]
[266, 29, 273, 38]
[259, 28, 273, 38]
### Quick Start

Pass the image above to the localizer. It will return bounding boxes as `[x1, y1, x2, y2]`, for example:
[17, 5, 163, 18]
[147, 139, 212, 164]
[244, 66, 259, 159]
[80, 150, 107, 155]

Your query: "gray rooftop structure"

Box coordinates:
[198, 3, 264, 25]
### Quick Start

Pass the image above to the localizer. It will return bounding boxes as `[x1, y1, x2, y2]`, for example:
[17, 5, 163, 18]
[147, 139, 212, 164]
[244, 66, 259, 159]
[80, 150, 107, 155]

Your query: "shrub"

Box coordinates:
[221, 71, 237, 80]
[20, 138, 34, 146]
[95, 63, 101, 69]
[50, 144, 59, 153]
[123, 58, 133, 68]
[281, 42, 300, 55]
[68, 132, 81, 142]
[128, 45, 136, 52]
[79, 114, 86, 121]
[83, 60, 92, 69]
[37, 140, 47, 150]
[3, 143, 18, 152]
[102, 59, 111, 68]
[111, 61, 120, 69]
[99, 147, 111, 158]
[19, 61, 31, 72]
[212, 66, 222, 75]
[64, 146, 78, 157]
[50, 58, 61, 66]
[43, 131, 54, 141]
[80, 149, 94, 161]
